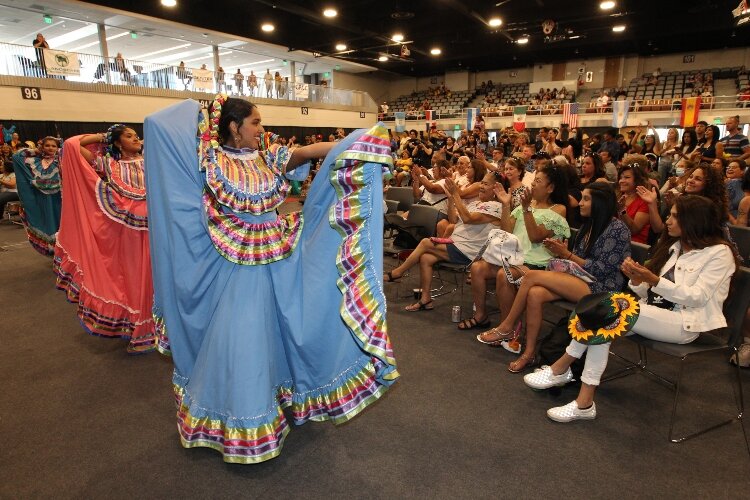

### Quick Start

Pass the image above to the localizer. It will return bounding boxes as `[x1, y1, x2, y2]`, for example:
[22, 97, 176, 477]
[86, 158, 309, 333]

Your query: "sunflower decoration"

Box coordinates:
[568, 291, 640, 345]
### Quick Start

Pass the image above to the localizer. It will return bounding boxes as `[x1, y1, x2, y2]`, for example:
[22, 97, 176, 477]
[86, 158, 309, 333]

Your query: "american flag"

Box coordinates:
[562, 102, 579, 129]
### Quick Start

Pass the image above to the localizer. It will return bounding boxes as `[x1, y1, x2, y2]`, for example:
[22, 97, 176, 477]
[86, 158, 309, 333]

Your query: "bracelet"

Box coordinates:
[566, 251, 573, 260]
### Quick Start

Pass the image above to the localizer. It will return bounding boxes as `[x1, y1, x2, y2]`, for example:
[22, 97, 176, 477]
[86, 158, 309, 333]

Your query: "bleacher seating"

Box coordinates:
[385, 89, 478, 119]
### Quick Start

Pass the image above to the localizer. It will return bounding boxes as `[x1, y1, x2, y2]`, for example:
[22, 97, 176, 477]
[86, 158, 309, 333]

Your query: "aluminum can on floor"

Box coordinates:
[451, 305, 461, 323]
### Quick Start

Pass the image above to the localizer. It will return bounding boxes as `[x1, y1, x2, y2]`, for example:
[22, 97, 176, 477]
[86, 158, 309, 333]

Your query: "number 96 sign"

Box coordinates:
[21, 87, 42, 100]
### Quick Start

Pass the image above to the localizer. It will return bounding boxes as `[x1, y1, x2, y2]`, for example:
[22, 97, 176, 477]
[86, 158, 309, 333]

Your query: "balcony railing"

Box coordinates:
[0, 41, 374, 108]
[382, 95, 748, 122]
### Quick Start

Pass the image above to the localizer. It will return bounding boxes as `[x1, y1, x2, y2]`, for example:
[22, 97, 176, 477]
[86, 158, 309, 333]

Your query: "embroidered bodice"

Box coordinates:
[199, 141, 302, 266]
[23, 150, 60, 194]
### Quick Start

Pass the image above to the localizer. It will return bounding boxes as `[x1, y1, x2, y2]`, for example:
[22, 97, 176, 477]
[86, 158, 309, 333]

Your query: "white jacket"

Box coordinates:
[629, 242, 736, 333]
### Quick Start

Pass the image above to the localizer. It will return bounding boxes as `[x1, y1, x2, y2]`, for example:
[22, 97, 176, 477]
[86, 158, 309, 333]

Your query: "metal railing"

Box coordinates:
[382, 95, 749, 122]
[0, 41, 374, 107]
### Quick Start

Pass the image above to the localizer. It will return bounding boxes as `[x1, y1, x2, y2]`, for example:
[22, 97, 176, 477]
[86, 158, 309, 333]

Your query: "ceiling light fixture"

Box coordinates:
[161, 0, 177, 7]
[488, 17, 502, 27]
[392, 33, 404, 42]
[261, 23, 275, 32]
[517, 37, 529, 44]
[378, 55, 388, 62]
[430, 48, 441, 55]
[335, 43, 347, 51]
[568, 35, 581, 39]
[323, 8, 337, 18]
[600, 1, 615, 9]
[612, 25, 626, 32]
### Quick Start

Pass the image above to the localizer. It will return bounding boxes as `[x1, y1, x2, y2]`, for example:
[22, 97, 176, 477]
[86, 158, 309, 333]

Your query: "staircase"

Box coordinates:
[714, 78, 738, 109]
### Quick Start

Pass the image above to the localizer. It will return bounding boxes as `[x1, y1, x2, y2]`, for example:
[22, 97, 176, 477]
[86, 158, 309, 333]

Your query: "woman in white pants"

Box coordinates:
[525, 195, 738, 422]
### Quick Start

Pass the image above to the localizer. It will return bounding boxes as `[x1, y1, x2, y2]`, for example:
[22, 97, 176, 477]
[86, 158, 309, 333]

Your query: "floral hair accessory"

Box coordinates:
[105, 123, 127, 159]
[203, 93, 228, 150]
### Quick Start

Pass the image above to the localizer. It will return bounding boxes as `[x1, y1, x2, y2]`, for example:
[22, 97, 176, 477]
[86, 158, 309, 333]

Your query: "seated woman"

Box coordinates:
[579, 153, 608, 190]
[502, 158, 527, 211]
[410, 161, 449, 211]
[735, 167, 750, 227]
[477, 182, 630, 373]
[394, 149, 413, 186]
[616, 159, 651, 243]
[462, 165, 569, 334]
[0, 160, 18, 216]
[725, 159, 747, 223]
[437, 158, 486, 237]
[525, 195, 738, 422]
[643, 163, 729, 235]
[384, 172, 503, 312]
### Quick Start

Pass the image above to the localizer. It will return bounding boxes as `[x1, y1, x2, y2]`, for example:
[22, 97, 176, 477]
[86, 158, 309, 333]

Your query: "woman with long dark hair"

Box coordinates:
[616, 160, 651, 243]
[12, 136, 61, 255]
[477, 182, 630, 373]
[579, 152, 607, 189]
[55, 124, 155, 353]
[465, 165, 569, 341]
[525, 195, 738, 422]
[144, 95, 398, 463]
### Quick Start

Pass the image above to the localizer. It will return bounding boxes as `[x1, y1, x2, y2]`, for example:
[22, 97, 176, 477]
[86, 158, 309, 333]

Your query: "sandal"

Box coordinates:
[476, 327, 516, 346]
[405, 300, 434, 312]
[508, 353, 538, 373]
[457, 316, 490, 330]
[383, 271, 401, 283]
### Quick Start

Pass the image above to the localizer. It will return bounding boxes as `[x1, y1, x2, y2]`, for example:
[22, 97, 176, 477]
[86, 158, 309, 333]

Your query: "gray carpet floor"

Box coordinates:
[1, 218, 749, 498]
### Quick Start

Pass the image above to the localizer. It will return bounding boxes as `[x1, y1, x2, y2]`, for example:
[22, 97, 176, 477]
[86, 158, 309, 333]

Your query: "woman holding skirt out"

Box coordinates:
[143, 95, 398, 464]
[54, 125, 155, 353]
[12, 137, 62, 256]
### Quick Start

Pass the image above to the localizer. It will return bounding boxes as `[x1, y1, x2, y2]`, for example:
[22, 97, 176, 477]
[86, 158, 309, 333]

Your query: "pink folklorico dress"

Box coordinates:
[53, 136, 155, 353]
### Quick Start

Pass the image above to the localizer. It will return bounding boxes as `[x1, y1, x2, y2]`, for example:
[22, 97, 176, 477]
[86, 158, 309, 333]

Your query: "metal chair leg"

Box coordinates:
[668, 352, 747, 447]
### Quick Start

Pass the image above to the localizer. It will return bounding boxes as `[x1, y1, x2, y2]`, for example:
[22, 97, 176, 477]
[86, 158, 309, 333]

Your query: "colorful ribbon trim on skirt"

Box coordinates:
[20, 206, 55, 256]
[171, 355, 388, 464]
[328, 123, 398, 377]
[53, 245, 156, 353]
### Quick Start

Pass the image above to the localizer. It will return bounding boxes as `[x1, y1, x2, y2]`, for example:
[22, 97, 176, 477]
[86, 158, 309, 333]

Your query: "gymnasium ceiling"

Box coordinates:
[19, 1, 750, 76]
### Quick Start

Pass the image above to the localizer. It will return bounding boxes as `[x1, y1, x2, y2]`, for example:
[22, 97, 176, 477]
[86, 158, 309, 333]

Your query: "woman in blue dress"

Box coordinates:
[12, 137, 61, 256]
[144, 95, 398, 464]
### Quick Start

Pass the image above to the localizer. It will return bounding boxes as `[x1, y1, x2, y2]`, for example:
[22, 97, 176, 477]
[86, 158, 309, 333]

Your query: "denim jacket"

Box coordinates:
[629, 242, 735, 333]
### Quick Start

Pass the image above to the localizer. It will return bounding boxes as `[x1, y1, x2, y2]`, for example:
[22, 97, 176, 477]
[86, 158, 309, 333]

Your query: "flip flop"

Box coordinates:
[457, 317, 490, 330]
[405, 300, 434, 312]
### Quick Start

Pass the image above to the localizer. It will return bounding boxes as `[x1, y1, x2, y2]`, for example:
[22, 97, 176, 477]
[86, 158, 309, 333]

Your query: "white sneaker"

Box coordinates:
[547, 400, 596, 423]
[524, 366, 574, 390]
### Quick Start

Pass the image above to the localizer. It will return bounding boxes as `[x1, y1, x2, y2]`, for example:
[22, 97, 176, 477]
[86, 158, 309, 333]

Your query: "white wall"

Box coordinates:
[640, 48, 750, 75]
[532, 64, 553, 82]
[0, 86, 380, 128]
[564, 58, 606, 90]
[474, 66, 534, 85]
[332, 71, 392, 104]
[445, 71, 469, 91]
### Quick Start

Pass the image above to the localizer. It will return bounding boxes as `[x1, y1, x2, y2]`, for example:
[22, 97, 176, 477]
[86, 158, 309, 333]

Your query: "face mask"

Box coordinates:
[675, 167, 685, 177]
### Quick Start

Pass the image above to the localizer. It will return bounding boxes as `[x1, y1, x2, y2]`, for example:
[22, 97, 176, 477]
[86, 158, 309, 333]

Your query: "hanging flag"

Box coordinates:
[513, 106, 527, 132]
[680, 97, 702, 128]
[612, 100, 630, 128]
[394, 112, 406, 132]
[424, 110, 434, 132]
[466, 108, 476, 131]
[562, 102, 579, 129]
